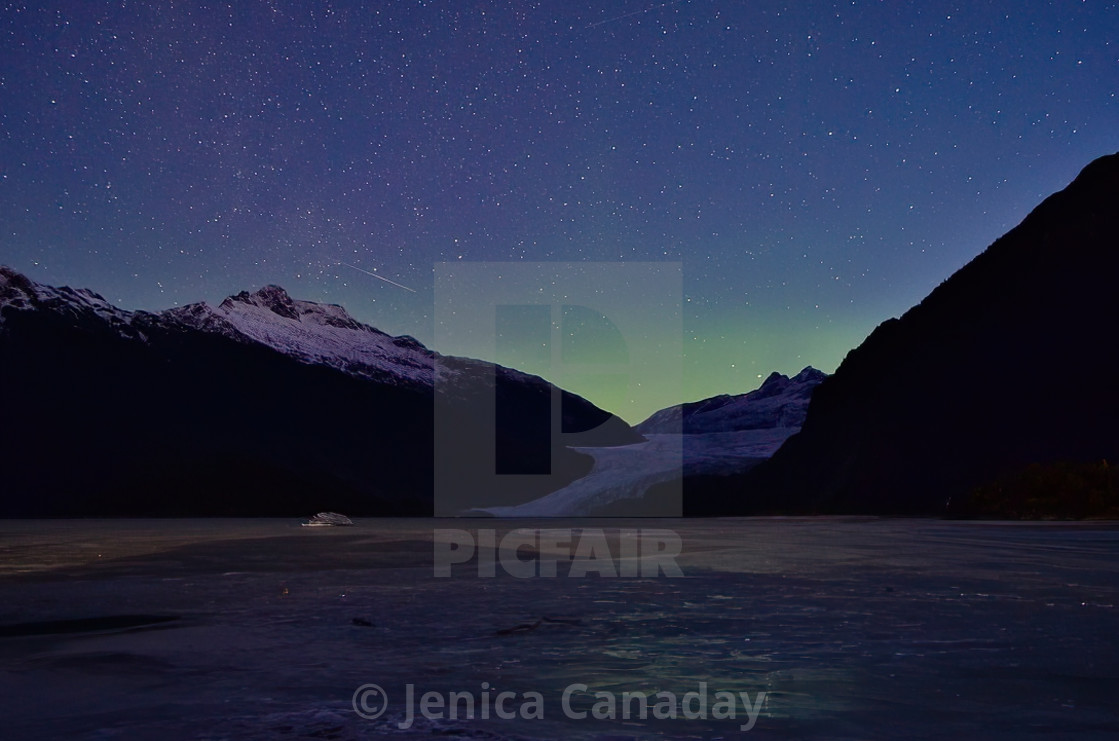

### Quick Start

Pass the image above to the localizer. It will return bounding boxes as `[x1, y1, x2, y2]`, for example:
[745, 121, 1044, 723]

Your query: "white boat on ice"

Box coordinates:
[301, 512, 354, 527]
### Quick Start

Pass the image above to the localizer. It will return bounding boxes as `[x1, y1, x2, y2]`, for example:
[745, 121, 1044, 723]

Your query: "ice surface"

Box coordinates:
[2, 518, 1118, 739]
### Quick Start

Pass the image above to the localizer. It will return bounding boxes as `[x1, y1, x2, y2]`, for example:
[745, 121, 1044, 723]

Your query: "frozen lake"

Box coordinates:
[1, 518, 1118, 739]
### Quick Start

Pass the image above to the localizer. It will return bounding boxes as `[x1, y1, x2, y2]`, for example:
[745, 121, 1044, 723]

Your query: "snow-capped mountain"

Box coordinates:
[0, 267, 640, 517]
[0, 267, 435, 386]
[636, 367, 827, 434]
[0, 265, 143, 337]
[479, 368, 829, 517]
[163, 284, 436, 387]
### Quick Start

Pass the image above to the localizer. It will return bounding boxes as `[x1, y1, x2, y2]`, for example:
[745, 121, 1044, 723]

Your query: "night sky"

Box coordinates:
[2, 1, 1116, 420]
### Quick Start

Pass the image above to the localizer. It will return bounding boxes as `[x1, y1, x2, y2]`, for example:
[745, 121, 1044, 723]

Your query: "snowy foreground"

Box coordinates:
[1, 518, 1118, 739]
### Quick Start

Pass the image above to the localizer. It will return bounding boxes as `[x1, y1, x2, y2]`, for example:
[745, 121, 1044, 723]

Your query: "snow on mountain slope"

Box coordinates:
[0, 265, 144, 339]
[169, 286, 436, 386]
[637, 366, 827, 434]
[1, 268, 435, 387]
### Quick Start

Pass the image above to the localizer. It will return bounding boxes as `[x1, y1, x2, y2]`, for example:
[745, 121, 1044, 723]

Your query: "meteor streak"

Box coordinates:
[338, 261, 417, 293]
[586, 0, 685, 29]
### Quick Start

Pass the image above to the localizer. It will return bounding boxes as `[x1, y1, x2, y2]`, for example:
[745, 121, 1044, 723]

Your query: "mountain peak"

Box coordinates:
[223, 284, 299, 320]
[752, 371, 791, 399]
[0, 266, 132, 329]
[752, 367, 826, 401]
[636, 366, 827, 435]
[792, 366, 827, 384]
[1068, 151, 1119, 190]
[218, 283, 373, 332]
[0, 266, 36, 310]
[0, 264, 25, 281]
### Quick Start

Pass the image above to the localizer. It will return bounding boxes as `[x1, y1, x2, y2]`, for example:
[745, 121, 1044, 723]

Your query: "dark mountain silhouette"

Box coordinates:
[0, 270, 641, 517]
[727, 152, 1119, 516]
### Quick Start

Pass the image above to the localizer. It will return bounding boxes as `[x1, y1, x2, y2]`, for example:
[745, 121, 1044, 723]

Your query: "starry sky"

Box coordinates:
[1, 1, 1116, 421]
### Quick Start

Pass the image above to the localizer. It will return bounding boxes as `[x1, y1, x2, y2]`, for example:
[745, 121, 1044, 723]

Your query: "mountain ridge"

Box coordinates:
[733, 151, 1119, 516]
[0, 267, 641, 516]
[637, 366, 826, 435]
